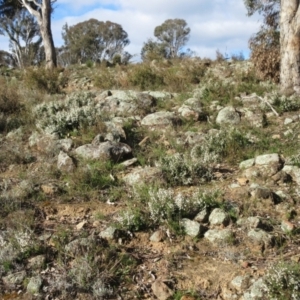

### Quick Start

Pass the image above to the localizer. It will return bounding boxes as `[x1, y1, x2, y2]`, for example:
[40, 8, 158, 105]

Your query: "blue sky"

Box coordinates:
[0, 0, 262, 61]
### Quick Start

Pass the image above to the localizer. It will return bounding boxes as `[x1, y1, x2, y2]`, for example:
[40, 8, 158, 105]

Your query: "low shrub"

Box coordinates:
[23, 67, 68, 94]
[263, 261, 300, 300]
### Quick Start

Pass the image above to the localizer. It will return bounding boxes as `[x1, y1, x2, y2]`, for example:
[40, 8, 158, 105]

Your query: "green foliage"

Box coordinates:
[62, 19, 130, 64]
[129, 64, 164, 90]
[263, 261, 300, 300]
[34, 91, 98, 137]
[161, 153, 212, 186]
[23, 67, 67, 94]
[141, 38, 168, 61]
[154, 18, 190, 58]
[191, 128, 251, 164]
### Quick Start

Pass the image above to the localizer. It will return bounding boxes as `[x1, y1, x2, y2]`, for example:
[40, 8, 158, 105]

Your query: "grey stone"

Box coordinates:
[216, 106, 241, 125]
[2, 271, 26, 288]
[194, 208, 209, 223]
[255, 153, 282, 166]
[151, 279, 173, 300]
[75, 141, 131, 162]
[150, 230, 167, 242]
[122, 166, 163, 186]
[248, 229, 273, 247]
[209, 208, 229, 226]
[27, 255, 46, 270]
[204, 229, 234, 244]
[239, 158, 255, 169]
[141, 111, 177, 127]
[180, 218, 204, 237]
[242, 278, 266, 300]
[99, 226, 118, 240]
[231, 275, 251, 292]
[27, 275, 43, 294]
[57, 151, 75, 172]
[282, 165, 300, 185]
[237, 217, 262, 229]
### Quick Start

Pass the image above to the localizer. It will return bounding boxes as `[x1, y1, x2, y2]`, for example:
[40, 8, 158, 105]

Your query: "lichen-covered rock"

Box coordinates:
[26, 275, 43, 294]
[75, 141, 131, 162]
[247, 229, 273, 247]
[204, 229, 234, 244]
[180, 218, 204, 237]
[122, 166, 163, 186]
[216, 106, 241, 125]
[141, 111, 178, 127]
[209, 208, 230, 226]
[57, 151, 75, 172]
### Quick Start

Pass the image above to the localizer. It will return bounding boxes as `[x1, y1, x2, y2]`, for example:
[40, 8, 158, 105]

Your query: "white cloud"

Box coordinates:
[0, 0, 262, 60]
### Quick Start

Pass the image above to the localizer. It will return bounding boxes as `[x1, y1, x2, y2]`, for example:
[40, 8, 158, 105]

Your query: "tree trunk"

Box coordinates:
[280, 0, 300, 94]
[21, 0, 56, 69]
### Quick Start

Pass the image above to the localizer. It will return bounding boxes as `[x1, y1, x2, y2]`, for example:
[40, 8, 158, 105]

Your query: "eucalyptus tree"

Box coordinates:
[19, 0, 56, 69]
[62, 19, 130, 64]
[245, 0, 300, 94]
[0, 9, 42, 68]
[154, 19, 190, 58]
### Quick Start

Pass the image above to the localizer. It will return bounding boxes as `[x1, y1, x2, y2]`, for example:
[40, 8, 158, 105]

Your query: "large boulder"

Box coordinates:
[216, 106, 241, 125]
[75, 141, 131, 162]
[141, 111, 178, 127]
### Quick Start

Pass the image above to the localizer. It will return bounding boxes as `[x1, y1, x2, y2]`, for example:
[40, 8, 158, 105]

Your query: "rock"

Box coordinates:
[237, 217, 262, 229]
[65, 237, 94, 256]
[194, 208, 209, 223]
[120, 158, 138, 168]
[57, 151, 75, 172]
[255, 153, 282, 166]
[239, 158, 255, 169]
[247, 229, 273, 247]
[150, 229, 167, 242]
[281, 220, 295, 233]
[282, 165, 300, 185]
[184, 131, 205, 145]
[27, 255, 45, 270]
[180, 218, 204, 237]
[284, 118, 293, 125]
[2, 271, 26, 288]
[231, 275, 251, 292]
[92, 122, 126, 143]
[27, 275, 43, 294]
[178, 98, 206, 121]
[122, 166, 163, 186]
[178, 105, 200, 121]
[147, 91, 173, 100]
[208, 208, 230, 226]
[151, 278, 174, 300]
[57, 138, 73, 152]
[204, 229, 234, 244]
[76, 220, 87, 230]
[242, 278, 266, 300]
[99, 226, 119, 240]
[75, 141, 132, 162]
[216, 106, 241, 125]
[250, 186, 273, 199]
[141, 111, 178, 127]
[41, 183, 60, 195]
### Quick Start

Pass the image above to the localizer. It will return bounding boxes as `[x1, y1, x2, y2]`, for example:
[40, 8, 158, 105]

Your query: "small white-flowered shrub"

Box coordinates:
[271, 93, 300, 113]
[191, 128, 250, 164]
[132, 186, 221, 224]
[161, 153, 213, 186]
[115, 207, 146, 231]
[263, 261, 300, 300]
[34, 91, 100, 137]
[92, 279, 114, 298]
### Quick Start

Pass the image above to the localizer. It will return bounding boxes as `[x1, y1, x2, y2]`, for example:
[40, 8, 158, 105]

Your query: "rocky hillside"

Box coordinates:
[1, 60, 300, 299]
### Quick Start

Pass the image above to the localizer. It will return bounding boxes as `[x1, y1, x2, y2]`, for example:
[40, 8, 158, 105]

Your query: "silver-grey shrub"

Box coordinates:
[34, 91, 100, 137]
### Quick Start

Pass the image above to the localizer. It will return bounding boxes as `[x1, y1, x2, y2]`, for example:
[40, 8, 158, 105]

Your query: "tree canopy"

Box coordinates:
[62, 19, 130, 64]
[154, 18, 190, 59]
